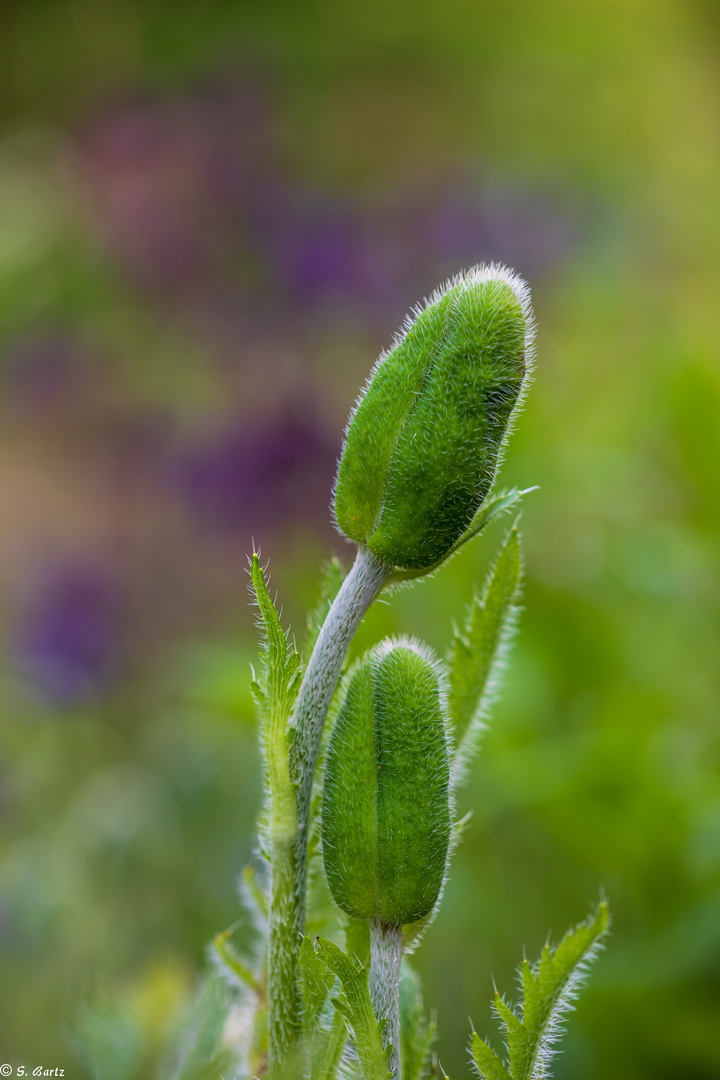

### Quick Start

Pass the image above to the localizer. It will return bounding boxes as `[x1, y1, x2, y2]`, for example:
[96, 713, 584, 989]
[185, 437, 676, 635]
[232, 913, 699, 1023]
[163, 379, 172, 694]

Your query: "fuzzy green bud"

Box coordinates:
[334, 264, 534, 571]
[322, 638, 451, 925]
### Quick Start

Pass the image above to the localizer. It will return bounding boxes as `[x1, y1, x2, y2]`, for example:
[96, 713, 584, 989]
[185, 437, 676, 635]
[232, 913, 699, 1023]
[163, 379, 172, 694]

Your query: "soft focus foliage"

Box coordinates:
[1, 2, 719, 1077]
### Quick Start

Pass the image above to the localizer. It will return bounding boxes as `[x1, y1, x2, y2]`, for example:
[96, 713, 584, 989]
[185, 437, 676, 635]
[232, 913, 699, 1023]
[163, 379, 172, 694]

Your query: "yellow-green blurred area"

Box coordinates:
[0, 1, 719, 1076]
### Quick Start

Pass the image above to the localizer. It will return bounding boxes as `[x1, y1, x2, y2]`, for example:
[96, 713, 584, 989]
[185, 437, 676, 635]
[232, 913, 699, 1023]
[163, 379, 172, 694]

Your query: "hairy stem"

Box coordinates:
[267, 545, 390, 1075]
[369, 920, 403, 1079]
[268, 839, 299, 1075]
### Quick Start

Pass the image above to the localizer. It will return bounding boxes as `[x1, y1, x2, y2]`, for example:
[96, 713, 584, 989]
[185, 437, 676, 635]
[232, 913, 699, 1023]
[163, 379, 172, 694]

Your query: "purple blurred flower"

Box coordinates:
[167, 407, 338, 535]
[257, 193, 368, 301]
[15, 564, 123, 706]
[71, 75, 586, 381]
[3, 330, 87, 410]
[427, 182, 580, 278]
[76, 83, 277, 292]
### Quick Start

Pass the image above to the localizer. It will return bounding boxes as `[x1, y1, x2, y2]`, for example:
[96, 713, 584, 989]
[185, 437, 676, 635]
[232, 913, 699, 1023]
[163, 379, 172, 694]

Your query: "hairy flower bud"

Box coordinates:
[334, 264, 534, 571]
[322, 638, 451, 925]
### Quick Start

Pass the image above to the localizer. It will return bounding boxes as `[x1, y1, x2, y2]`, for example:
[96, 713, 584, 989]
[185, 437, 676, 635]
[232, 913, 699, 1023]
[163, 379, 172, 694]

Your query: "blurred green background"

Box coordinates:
[1, 1, 719, 1076]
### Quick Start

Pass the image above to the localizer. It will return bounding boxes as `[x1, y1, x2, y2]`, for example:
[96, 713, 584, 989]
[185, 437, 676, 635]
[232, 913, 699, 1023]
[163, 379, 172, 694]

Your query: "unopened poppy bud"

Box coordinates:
[322, 638, 451, 925]
[334, 264, 534, 571]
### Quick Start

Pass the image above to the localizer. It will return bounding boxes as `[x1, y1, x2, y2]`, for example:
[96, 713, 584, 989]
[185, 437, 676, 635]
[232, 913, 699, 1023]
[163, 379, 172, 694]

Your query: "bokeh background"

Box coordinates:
[1, 1, 719, 1076]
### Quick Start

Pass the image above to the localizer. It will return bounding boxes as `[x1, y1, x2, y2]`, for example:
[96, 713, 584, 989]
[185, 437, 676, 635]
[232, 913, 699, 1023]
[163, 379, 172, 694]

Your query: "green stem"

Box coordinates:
[267, 545, 390, 1075]
[268, 836, 301, 1075]
[369, 920, 403, 1080]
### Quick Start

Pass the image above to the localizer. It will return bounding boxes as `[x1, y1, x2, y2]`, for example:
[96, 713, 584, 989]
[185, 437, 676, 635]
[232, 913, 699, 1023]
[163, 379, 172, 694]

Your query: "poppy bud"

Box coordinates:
[322, 638, 451, 925]
[334, 264, 534, 571]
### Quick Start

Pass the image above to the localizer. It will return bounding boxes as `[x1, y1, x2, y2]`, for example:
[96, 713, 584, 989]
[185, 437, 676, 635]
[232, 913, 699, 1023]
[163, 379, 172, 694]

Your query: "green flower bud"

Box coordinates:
[334, 264, 534, 571]
[322, 638, 451, 925]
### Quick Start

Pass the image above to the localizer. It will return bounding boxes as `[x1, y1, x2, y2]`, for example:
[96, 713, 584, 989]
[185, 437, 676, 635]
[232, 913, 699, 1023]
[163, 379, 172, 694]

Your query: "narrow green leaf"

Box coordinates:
[470, 1032, 512, 1080]
[493, 995, 531, 1080]
[449, 526, 523, 784]
[299, 936, 334, 1028]
[312, 1007, 348, 1080]
[314, 938, 391, 1080]
[470, 902, 610, 1080]
[250, 554, 301, 844]
[298, 937, 348, 1080]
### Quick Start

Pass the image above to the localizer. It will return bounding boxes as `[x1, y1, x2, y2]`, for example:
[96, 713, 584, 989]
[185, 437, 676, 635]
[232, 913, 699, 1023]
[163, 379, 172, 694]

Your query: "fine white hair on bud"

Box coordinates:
[334, 263, 535, 573]
[322, 637, 452, 926]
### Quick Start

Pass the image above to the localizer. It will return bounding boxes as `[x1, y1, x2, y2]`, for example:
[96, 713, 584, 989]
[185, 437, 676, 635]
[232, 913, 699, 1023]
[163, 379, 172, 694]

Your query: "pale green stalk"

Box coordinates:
[268, 545, 390, 1075]
[369, 920, 403, 1080]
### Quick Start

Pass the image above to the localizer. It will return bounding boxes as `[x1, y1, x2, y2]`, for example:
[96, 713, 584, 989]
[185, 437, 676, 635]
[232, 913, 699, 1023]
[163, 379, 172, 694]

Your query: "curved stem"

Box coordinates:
[369, 920, 403, 1079]
[267, 545, 390, 1076]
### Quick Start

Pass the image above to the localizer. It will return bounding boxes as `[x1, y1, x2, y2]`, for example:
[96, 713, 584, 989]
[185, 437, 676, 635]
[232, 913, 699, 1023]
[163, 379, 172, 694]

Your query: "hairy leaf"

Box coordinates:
[297, 937, 347, 1079]
[314, 937, 391, 1080]
[314, 1007, 348, 1080]
[299, 935, 334, 1028]
[471, 902, 610, 1080]
[250, 553, 302, 844]
[449, 526, 523, 785]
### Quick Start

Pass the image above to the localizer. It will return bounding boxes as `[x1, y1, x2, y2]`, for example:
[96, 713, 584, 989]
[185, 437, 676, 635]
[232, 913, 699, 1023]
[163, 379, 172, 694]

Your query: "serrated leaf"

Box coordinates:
[299, 936, 334, 1027]
[298, 937, 347, 1080]
[251, 554, 301, 844]
[314, 938, 391, 1080]
[471, 1033, 512, 1080]
[470, 902, 609, 1080]
[493, 996, 531, 1079]
[449, 527, 523, 785]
